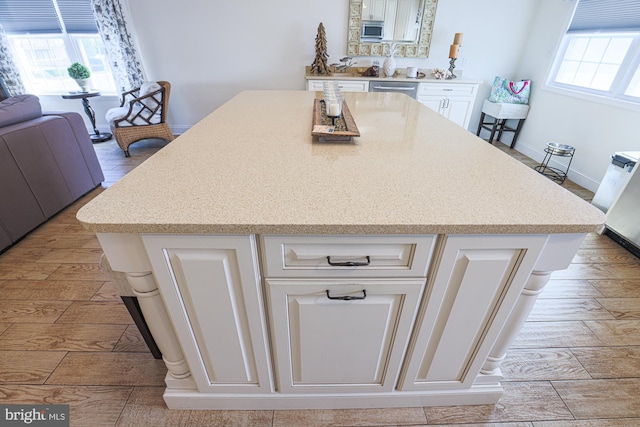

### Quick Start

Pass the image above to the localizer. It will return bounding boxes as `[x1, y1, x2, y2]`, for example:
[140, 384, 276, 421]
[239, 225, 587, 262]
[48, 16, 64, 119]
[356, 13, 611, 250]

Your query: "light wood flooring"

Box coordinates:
[1, 138, 639, 426]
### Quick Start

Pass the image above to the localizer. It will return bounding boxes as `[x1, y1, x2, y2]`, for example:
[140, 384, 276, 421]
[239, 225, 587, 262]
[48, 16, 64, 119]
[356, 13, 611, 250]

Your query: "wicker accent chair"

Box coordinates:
[107, 81, 174, 157]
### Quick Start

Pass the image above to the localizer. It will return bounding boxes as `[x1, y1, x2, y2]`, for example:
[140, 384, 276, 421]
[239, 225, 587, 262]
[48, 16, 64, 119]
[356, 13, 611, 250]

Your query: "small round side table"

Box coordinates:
[61, 91, 112, 143]
[534, 142, 575, 184]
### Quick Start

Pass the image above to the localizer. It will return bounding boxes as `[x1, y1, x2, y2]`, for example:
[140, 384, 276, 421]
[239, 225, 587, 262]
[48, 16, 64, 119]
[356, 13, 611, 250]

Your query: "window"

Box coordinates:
[548, 0, 640, 104]
[0, 0, 116, 95]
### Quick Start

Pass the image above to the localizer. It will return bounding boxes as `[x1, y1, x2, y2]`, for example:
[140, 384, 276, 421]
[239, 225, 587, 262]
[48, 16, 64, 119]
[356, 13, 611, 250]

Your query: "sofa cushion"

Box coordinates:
[0, 95, 42, 127]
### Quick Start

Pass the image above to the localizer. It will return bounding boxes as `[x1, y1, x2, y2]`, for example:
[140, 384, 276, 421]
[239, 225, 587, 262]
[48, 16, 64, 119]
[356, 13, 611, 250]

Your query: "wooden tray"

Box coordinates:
[311, 99, 360, 142]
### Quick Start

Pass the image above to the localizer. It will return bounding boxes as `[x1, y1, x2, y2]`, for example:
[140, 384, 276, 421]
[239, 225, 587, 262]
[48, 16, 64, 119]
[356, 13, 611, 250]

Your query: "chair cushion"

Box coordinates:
[481, 99, 529, 119]
[0, 94, 42, 127]
[139, 81, 162, 108]
[105, 106, 130, 125]
[105, 105, 161, 126]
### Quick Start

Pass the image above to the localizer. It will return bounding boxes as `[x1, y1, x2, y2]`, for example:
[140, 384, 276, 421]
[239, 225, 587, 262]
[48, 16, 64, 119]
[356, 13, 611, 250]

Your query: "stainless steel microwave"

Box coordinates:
[361, 20, 384, 40]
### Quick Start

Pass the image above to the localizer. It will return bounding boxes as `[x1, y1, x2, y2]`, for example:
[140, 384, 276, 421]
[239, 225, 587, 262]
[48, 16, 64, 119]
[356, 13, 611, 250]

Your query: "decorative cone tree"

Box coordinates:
[310, 22, 330, 75]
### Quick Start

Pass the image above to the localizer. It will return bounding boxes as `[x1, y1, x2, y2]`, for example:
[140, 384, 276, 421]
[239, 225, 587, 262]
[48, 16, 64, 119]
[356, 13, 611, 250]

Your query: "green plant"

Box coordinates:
[67, 62, 90, 79]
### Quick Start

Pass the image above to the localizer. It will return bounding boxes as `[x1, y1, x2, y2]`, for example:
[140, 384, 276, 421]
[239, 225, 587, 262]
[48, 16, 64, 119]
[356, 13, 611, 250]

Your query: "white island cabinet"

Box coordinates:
[78, 91, 604, 410]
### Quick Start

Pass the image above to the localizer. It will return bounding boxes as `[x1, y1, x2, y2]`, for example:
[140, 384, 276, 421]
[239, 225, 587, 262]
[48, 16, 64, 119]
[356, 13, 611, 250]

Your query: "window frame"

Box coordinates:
[1, 0, 117, 96]
[7, 32, 117, 96]
[547, 31, 640, 105]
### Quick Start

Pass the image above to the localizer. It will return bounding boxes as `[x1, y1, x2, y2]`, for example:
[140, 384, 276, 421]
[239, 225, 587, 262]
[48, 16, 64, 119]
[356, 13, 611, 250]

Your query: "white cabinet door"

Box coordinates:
[418, 96, 474, 128]
[418, 82, 479, 128]
[363, 0, 386, 20]
[399, 234, 548, 391]
[418, 95, 444, 115]
[142, 234, 273, 393]
[267, 278, 424, 393]
[441, 96, 474, 129]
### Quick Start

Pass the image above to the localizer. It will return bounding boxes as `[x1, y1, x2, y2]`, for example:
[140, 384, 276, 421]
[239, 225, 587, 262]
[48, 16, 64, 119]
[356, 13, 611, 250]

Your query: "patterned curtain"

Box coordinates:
[90, 0, 145, 92]
[0, 24, 26, 97]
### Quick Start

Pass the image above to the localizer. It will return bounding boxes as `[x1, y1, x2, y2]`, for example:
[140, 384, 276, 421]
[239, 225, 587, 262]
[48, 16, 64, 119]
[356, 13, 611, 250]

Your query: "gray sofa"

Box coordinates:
[0, 94, 104, 253]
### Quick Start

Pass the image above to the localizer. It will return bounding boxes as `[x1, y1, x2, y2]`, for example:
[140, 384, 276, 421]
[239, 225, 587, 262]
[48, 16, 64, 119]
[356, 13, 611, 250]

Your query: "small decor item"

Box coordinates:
[488, 76, 531, 104]
[67, 62, 91, 92]
[323, 82, 344, 125]
[312, 99, 360, 142]
[312, 81, 359, 142]
[383, 43, 397, 77]
[446, 32, 463, 79]
[361, 65, 379, 77]
[333, 56, 357, 73]
[310, 23, 330, 75]
[431, 68, 451, 80]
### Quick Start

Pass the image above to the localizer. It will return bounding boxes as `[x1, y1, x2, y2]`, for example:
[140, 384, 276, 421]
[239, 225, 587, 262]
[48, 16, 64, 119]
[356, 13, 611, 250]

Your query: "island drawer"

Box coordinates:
[261, 235, 436, 278]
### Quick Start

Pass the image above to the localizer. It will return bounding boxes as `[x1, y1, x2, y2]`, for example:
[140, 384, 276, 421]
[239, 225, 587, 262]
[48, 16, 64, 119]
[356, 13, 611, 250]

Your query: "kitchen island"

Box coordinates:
[77, 90, 605, 409]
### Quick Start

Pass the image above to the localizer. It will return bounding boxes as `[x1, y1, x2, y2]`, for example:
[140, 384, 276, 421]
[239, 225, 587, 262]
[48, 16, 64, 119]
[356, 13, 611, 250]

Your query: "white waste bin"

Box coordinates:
[592, 151, 640, 213]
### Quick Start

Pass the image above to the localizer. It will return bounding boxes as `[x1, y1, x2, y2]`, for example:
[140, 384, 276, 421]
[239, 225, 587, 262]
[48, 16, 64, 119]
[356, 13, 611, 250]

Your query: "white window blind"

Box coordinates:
[568, 0, 640, 33]
[0, 0, 97, 34]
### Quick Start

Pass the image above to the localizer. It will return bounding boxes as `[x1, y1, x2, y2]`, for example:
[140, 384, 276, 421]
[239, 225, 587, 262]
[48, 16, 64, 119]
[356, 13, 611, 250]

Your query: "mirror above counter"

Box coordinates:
[347, 0, 438, 58]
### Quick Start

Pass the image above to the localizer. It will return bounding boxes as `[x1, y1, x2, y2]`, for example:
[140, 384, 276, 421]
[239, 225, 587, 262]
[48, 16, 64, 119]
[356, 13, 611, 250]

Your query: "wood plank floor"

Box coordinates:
[1, 138, 639, 426]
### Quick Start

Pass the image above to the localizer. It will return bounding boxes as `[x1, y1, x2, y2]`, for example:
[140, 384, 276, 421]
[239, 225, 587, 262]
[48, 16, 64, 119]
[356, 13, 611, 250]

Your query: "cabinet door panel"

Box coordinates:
[443, 97, 474, 129]
[399, 234, 547, 391]
[267, 279, 424, 393]
[292, 293, 398, 384]
[142, 235, 272, 393]
[417, 96, 443, 115]
[170, 249, 256, 383]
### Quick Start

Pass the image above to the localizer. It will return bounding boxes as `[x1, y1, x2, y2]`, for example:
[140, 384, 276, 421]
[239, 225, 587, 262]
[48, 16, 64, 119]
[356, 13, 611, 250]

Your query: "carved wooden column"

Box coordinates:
[96, 233, 191, 381]
[126, 271, 191, 379]
[481, 270, 551, 375]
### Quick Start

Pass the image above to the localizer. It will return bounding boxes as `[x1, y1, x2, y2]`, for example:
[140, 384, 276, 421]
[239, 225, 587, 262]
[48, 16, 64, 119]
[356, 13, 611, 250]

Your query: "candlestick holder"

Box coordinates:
[446, 58, 457, 80]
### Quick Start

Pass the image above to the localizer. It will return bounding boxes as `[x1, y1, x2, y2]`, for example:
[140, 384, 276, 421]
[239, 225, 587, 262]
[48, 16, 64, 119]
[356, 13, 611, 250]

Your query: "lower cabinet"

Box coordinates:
[398, 234, 548, 390]
[141, 234, 273, 393]
[131, 232, 556, 407]
[266, 278, 425, 393]
[417, 82, 479, 129]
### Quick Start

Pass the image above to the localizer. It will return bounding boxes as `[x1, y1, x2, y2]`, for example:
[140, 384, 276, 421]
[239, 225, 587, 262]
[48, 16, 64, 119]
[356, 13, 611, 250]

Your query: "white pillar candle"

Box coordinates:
[328, 102, 341, 117]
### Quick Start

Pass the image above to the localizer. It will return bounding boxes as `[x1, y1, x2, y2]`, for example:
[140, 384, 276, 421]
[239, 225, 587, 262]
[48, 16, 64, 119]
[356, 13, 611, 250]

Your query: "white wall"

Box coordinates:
[38, 0, 640, 190]
[514, 0, 640, 191]
[120, 0, 539, 133]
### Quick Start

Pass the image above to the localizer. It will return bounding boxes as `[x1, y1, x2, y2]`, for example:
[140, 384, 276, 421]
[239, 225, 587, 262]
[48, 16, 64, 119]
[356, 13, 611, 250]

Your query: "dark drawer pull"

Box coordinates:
[326, 289, 367, 301]
[326, 255, 371, 267]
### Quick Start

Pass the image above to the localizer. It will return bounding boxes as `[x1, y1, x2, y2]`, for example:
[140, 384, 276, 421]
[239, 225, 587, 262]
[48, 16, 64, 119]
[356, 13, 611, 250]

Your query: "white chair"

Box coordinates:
[476, 99, 529, 148]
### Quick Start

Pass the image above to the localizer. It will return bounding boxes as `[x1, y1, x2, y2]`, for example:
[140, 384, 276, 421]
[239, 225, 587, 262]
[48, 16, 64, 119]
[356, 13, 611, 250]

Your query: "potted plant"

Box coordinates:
[67, 62, 91, 92]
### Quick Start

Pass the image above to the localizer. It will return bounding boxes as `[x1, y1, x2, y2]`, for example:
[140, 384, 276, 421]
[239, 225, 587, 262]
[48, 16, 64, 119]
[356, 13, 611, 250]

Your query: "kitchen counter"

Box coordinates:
[77, 90, 603, 235]
[304, 68, 482, 84]
[77, 91, 605, 410]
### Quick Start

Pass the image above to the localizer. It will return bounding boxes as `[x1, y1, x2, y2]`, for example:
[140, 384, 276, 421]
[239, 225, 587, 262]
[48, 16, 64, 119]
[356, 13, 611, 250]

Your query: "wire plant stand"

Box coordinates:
[534, 142, 575, 184]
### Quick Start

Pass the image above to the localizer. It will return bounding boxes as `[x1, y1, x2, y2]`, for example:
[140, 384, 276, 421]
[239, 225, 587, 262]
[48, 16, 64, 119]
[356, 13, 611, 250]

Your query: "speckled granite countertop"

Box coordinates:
[76, 90, 605, 235]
